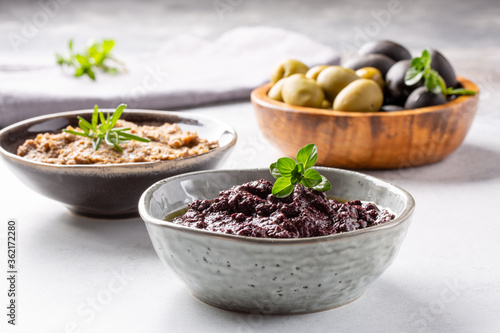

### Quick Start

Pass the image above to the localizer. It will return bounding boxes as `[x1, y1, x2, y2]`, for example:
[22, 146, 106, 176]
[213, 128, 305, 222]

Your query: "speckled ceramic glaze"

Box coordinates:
[139, 168, 415, 314]
[0, 110, 237, 218]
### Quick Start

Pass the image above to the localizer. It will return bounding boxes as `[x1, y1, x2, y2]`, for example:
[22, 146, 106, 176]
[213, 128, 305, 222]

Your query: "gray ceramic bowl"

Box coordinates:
[139, 167, 415, 314]
[0, 110, 237, 218]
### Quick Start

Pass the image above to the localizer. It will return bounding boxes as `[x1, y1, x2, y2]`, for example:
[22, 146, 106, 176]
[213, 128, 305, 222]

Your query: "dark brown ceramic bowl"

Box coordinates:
[251, 76, 479, 169]
[0, 110, 237, 218]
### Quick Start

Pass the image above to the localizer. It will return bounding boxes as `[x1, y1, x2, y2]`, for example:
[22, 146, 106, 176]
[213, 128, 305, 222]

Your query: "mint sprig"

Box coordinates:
[63, 104, 150, 152]
[404, 49, 476, 97]
[269, 144, 331, 198]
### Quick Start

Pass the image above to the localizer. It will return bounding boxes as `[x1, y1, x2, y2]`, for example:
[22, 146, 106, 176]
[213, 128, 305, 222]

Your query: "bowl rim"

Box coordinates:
[251, 76, 479, 117]
[139, 167, 416, 244]
[0, 109, 238, 169]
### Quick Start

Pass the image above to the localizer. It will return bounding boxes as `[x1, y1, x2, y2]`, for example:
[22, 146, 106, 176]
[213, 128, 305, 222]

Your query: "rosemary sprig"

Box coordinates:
[63, 104, 150, 152]
[56, 39, 126, 80]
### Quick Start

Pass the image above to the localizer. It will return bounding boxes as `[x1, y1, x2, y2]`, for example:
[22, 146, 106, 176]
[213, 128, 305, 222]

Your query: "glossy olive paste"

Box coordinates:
[17, 120, 218, 165]
[172, 179, 395, 238]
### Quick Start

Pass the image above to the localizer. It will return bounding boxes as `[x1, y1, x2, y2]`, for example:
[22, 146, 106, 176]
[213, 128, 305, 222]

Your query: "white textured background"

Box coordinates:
[0, 0, 499, 332]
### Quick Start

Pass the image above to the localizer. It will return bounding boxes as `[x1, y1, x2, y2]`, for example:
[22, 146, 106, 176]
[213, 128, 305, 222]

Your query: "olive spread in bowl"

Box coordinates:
[139, 166, 415, 314]
[172, 179, 394, 238]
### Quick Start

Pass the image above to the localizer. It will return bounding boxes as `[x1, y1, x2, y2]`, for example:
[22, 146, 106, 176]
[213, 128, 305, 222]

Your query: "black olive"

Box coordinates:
[404, 86, 447, 109]
[382, 91, 399, 106]
[430, 49, 457, 88]
[358, 40, 412, 62]
[385, 60, 424, 105]
[380, 105, 404, 112]
[343, 54, 395, 79]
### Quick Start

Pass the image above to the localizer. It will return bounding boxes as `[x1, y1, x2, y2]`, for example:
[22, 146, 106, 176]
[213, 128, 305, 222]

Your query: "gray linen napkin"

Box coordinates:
[0, 26, 339, 128]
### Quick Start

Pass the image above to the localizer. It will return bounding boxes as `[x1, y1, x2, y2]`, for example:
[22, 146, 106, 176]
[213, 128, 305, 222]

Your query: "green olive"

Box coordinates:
[316, 66, 359, 102]
[321, 99, 332, 109]
[343, 54, 395, 78]
[268, 78, 287, 102]
[355, 67, 385, 89]
[306, 65, 330, 80]
[282, 74, 325, 108]
[333, 79, 383, 112]
[270, 59, 309, 84]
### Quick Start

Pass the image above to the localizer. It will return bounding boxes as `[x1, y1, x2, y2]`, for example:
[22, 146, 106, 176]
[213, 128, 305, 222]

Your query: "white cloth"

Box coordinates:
[0, 26, 339, 127]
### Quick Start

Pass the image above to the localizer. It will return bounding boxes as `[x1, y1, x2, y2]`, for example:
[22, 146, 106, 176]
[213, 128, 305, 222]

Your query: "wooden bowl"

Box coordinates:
[251, 77, 479, 169]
